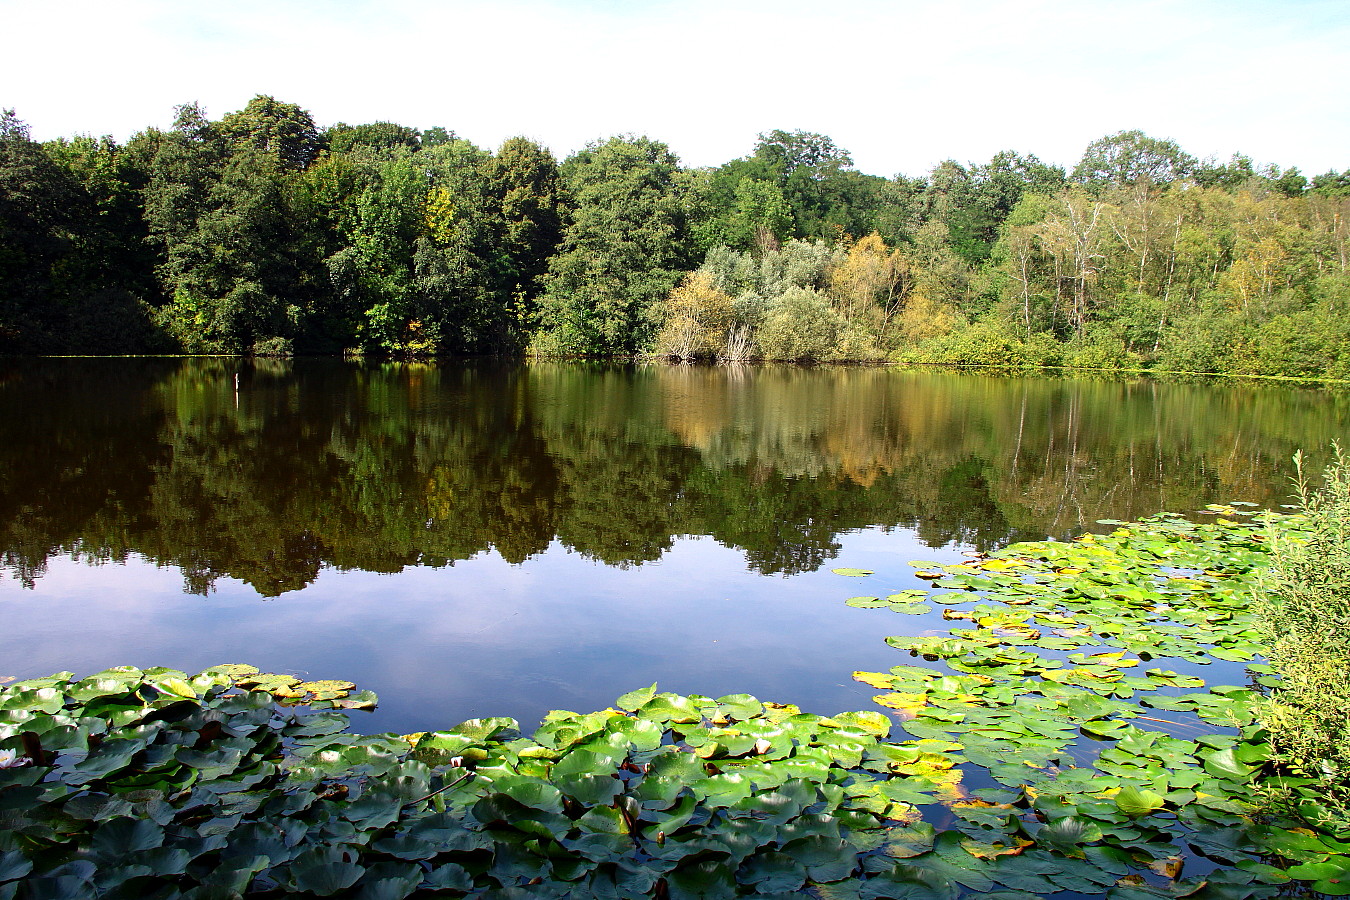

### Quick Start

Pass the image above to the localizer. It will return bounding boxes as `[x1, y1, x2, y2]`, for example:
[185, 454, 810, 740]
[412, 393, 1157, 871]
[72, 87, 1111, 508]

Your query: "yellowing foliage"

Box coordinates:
[828, 232, 911, 333]
[653, 271, 733, 360]
[423, 187, 458, 246]
[896, 293, 961, 343]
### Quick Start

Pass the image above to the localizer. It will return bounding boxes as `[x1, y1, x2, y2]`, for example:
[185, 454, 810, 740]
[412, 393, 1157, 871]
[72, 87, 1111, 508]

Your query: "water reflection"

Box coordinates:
[0, 359, 1344, 597]
[3, 360, 1345, 731]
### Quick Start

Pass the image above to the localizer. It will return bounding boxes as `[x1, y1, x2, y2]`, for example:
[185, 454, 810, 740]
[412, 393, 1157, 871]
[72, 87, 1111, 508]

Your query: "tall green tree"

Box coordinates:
[327, 154, 427, 353]
[152, 148, 301, 352]
[142, 104, 227, 300]
[1194, 153, 1258, 191]
[751, 130, 859, 240]
[721, 178, 794, 252]
[1309, 170, 1350, 198]
[1073, 129, 1195, 194]
[927, 151, 1066, 265]
[1274, 166, 1309, 198]
[540, 136, 695, 354]
[219, 95, 323, 171]
[483, 137, 564, 311]
[920, 160, 983, 262]
[414, 138, 502, 353]
[318, 135, 512, 356]
[692, 132, 908, 252]
[0, 110, 82, 350]
[144, 103, 313, 352]
[325, 121, 421, 157]
[42, 134, 166, 350]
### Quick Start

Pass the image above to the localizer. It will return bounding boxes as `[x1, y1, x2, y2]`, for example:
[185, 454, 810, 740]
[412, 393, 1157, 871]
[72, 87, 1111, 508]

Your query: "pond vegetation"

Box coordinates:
[3, 457, 1349, 898]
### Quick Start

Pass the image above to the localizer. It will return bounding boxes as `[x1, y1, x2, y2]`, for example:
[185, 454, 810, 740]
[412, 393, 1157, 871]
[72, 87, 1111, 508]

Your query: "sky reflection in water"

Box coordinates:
[2, 531, 956, 733]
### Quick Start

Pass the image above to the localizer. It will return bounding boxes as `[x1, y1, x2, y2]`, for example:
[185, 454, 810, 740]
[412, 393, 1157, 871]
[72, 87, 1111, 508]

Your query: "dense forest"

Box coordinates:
[2, 96, 1348, 377]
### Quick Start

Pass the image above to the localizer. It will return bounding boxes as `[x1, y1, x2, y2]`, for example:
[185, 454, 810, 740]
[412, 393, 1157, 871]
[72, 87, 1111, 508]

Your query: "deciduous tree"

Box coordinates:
[1073, 130, 1195, 195]
[540, 136, 695, 354]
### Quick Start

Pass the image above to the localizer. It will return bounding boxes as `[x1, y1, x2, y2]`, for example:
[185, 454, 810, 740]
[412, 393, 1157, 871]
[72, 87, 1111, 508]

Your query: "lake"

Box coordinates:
[1, 359, 1345, 735]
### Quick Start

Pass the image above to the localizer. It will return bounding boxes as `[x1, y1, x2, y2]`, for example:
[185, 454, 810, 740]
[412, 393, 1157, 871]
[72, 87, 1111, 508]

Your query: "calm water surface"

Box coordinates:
[1, 359, 1346, 734]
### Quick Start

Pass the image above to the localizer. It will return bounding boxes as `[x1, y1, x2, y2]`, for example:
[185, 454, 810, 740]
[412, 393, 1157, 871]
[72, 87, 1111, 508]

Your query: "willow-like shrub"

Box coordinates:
[1257, 449, 1350, 831]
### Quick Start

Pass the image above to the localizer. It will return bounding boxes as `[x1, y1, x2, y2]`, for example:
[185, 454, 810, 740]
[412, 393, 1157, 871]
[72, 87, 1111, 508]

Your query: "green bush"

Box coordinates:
[1236, 306, 1349, 379]
[1023, 330, 1065, 367]
[1063, 326, 1143, 371]
[830, 324, 885, 362]
[1153, 306, 1250, 375]
[756, 286, 843, 361]
[1257, 449, 1350, 831]
[0, 665, 965, 899]
[899, 321, 1061, 369]
[251, 336, 294, 358]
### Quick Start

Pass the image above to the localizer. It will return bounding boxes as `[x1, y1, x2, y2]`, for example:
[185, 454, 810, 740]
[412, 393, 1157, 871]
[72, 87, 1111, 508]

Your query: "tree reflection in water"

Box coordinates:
[0, 358, 1342, 596]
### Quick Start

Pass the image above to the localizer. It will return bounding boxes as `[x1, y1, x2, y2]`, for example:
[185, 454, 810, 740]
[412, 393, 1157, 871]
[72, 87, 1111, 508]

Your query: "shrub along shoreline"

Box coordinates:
[1, 466, 1348, 898]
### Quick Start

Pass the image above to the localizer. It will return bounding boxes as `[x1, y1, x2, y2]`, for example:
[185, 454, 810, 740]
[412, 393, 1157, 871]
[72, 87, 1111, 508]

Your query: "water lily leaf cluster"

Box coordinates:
[212, 665, 372, 707]
[4, 656, 1325, 899]
[856, 513, 1278, 734]
[840, 507, 1350, 896]
[0, 668, 1019, 898]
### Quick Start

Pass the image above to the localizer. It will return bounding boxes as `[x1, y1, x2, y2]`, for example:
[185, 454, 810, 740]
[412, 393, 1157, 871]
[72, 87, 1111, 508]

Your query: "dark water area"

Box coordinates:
[1, 359, 1346, 735]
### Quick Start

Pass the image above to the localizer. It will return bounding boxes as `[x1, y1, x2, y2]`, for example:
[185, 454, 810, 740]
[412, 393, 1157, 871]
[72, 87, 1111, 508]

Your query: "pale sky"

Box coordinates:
[4, 0, 1347, 178]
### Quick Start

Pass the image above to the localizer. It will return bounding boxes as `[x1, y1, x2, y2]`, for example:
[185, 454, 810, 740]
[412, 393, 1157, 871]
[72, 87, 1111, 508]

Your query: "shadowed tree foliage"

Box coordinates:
[0, 111, 163, 352]
[219, 94, 324, 171]
[0, 110, 88, 349]
[148, 128, 305, 353]
[483, 136, 564, 324]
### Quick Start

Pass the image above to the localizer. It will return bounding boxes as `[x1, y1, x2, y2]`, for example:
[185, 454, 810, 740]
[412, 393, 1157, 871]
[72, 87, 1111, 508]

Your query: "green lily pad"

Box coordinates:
[1113, 786, 1166, 818]
[845, 596, 886, 608]
[290, 847, 364, 896]
[616, 683, 658, 711]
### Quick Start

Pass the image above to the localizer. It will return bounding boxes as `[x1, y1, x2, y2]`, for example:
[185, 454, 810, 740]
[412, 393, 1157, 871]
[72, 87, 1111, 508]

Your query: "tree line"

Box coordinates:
[2, 95, 1348, 377]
